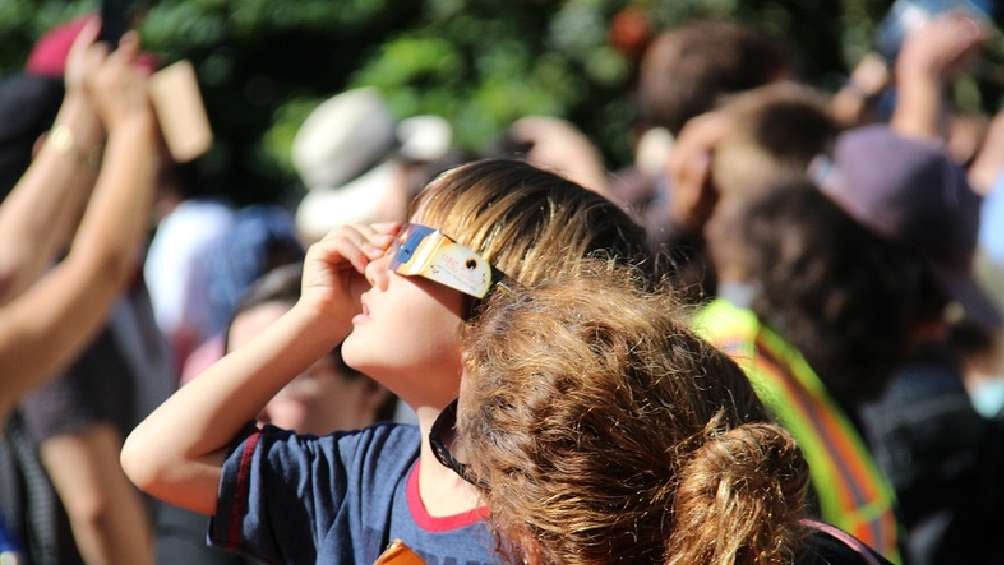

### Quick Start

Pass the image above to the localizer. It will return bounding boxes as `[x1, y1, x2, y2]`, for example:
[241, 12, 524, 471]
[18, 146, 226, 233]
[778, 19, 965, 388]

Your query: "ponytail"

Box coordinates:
[667, 419, 810, 565]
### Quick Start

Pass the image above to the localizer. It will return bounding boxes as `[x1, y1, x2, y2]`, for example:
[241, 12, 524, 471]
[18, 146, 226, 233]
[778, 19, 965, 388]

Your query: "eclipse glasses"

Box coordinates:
[387, 224, 499, 299]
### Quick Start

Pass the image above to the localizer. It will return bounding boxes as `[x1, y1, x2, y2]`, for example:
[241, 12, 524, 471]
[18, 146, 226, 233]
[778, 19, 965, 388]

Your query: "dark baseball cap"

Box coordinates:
[816, 125, 1002, 329]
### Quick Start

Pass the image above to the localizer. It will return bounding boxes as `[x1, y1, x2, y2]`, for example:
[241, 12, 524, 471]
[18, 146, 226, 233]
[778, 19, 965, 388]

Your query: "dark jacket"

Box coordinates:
[861, 345, 1004, 565]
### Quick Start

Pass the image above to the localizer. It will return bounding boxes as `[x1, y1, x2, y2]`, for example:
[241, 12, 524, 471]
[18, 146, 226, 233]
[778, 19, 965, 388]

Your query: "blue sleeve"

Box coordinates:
[207, 424, 355, 564]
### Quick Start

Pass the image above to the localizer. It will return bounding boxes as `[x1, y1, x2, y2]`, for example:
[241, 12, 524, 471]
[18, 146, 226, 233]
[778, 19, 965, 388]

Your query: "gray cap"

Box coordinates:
[817, 125, 1001, 329]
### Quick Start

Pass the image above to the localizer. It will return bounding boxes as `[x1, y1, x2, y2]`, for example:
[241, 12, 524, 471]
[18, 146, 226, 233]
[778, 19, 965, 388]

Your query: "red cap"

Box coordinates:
[26, 16, 157, 77]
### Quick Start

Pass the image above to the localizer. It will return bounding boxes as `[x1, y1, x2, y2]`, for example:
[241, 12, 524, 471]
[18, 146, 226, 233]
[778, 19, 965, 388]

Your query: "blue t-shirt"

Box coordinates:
[209, 422, 497, 565]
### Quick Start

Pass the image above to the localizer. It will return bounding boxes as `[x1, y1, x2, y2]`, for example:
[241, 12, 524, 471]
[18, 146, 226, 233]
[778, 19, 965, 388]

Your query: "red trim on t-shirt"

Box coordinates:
[228, 430, 263, 550]
[406, 460, 488, 532]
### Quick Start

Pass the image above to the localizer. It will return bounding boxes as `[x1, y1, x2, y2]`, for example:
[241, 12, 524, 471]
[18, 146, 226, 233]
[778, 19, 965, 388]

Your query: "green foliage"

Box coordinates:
[1, 0, 1002, 204]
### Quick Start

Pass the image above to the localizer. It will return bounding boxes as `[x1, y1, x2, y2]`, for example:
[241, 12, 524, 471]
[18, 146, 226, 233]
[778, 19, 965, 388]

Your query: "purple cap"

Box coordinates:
[817, 125, 1002, 329]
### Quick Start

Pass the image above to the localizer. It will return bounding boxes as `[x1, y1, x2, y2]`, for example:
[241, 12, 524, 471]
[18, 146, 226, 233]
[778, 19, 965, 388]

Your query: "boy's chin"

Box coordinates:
[340, 333, 388, 379]
[340, 333, 367, 371]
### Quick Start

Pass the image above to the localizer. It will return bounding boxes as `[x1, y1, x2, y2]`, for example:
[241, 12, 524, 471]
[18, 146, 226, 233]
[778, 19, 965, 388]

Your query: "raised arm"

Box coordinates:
[121, 223, 397, 514]
[830, 53, 888, 129]
[0, 21, 106, 305]
[0, 33, 157, 422]
[891, 12, 988, 141]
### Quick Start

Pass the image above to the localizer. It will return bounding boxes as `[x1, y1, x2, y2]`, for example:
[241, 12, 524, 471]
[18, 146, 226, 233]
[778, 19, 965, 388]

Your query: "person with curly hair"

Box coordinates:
[445, 264, 890, 565]
[698, 181, 914, 562]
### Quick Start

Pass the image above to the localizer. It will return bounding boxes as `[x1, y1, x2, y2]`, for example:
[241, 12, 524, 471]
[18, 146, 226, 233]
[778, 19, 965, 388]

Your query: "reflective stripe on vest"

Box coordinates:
[695, 299, 900, 563]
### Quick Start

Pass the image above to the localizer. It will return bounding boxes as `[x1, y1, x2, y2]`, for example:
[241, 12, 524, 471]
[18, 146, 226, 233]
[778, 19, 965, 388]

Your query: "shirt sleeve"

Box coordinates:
[207, 424, 354, 564]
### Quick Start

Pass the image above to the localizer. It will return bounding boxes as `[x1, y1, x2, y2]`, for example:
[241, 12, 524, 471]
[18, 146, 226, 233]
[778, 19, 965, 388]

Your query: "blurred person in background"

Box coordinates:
[697, 125, 1004, 564]
[635, 20, 792, 138]
[497, 116, 611, 197]
[655, 81, 839, 301]
[293, 88, 454, 245]
[157, 263, 396, 565]
[144, 161, 235, 372]
[610, 20, 791, 266]
[178, 206, 303, 383]
[819, 127, 1004, 565]
[697, 182, 911, 562]
[0, 20, 160, 564]
[889, 11, 989, 145]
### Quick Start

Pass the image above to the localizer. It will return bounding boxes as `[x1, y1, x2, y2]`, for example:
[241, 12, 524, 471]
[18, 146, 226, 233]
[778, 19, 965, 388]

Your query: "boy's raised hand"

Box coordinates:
[300, 223, 401, 326]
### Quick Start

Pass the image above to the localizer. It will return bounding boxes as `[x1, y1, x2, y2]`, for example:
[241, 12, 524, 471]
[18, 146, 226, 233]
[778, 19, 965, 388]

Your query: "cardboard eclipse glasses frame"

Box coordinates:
[387, 224, 498, 299]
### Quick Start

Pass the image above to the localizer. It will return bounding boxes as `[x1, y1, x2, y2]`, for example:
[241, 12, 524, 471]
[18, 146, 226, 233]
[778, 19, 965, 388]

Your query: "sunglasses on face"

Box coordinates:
[387, 224, 500, 299]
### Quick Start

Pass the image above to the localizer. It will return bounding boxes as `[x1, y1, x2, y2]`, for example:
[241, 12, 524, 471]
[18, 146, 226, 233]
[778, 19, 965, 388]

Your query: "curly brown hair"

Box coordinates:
[735, 183, 927, 403]
[457, 264, 811, 565]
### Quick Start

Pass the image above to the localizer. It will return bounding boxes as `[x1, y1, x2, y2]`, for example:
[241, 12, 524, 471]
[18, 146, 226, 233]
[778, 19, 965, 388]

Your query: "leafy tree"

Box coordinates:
[1, 0, 1001, 204]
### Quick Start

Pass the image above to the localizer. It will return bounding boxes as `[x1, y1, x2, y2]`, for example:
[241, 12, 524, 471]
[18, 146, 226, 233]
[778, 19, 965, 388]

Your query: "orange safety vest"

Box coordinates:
[695, 299, 900, 563]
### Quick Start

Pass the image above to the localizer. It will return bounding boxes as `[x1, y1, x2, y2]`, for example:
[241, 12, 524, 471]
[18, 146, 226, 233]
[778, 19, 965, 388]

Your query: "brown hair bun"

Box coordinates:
[668, 420, 810, 565]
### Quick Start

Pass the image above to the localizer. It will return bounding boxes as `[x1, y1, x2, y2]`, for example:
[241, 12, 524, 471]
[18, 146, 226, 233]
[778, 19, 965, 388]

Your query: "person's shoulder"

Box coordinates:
[262, 422, 419, 454]
[342, 422, 420, 450]
[321, 422, 421, 469]
[798, 521, 893, 565]
[247, 423, 420, 490]
[328, 423, 421, 499]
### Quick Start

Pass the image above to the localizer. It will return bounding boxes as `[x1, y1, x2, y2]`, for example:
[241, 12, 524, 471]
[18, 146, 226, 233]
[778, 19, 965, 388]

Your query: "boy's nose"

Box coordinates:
[364, 253, 391, 291]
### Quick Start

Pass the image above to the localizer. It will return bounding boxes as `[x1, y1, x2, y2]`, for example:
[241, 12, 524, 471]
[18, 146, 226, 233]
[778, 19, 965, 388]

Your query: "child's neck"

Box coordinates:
[414, 405, 482, 517]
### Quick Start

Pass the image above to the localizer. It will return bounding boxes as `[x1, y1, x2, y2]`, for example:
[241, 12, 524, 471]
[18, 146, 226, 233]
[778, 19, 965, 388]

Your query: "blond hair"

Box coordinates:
[412, 159, 650, 286]
[458, 264, 810, 565]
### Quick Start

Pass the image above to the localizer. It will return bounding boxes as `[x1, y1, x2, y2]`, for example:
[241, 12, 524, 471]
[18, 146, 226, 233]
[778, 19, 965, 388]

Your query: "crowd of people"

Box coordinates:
[0, 7, 1002, 565]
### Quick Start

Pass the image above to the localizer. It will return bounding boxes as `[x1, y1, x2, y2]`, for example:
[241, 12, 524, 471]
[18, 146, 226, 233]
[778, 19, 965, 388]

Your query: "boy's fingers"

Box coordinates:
[369, 266, 389, 291]
[331, 236, 370, 274]
[370, 222, 403, 235]
[356, 226, 393, 257]
[352, 224, 396, 251]
[341, 226, 384, 257]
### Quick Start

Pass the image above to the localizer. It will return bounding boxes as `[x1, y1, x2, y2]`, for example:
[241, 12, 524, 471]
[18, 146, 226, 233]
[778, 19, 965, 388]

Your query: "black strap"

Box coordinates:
[428, 399, 483, 488]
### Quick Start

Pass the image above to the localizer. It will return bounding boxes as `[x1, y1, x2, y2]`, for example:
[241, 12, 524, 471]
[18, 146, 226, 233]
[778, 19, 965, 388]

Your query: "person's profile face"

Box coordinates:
[341, 250, 465, 409]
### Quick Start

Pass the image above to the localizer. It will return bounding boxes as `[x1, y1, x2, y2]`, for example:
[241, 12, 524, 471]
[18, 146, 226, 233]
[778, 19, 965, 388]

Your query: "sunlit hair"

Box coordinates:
[411, 159, 651, 286]
[457, 263, 810, 565]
